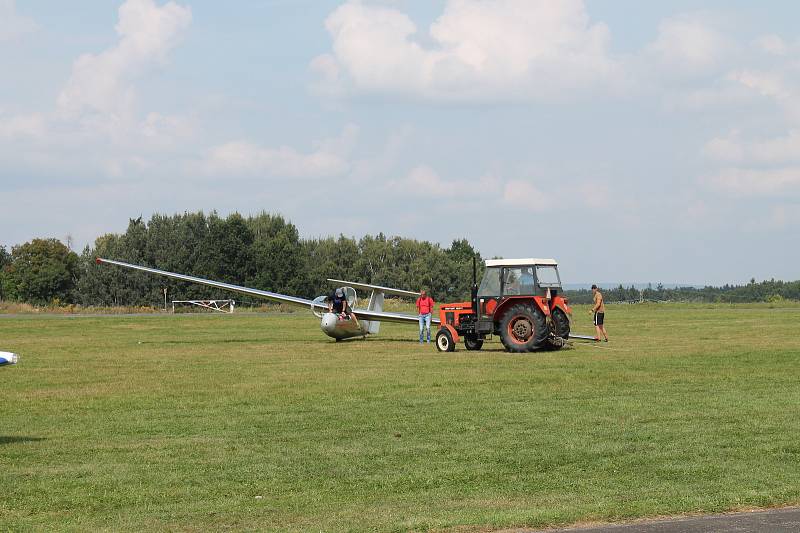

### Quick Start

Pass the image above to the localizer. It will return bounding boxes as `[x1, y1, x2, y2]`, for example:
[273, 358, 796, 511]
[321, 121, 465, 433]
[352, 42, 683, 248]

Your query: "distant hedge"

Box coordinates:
[564, 280, 800, 305]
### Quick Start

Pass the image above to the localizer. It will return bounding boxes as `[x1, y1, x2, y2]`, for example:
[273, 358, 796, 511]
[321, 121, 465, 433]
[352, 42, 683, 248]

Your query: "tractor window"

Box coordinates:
[478, 267, 501, 297]
[503, 268, 520, 295]
[536, 265, 561, 288]
[503, 267, 536, 296]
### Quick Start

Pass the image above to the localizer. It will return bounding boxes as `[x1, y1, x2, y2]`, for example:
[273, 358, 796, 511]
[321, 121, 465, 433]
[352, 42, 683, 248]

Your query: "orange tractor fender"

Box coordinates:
[551, 296, 572, 319]
[439, 323, 460, 344]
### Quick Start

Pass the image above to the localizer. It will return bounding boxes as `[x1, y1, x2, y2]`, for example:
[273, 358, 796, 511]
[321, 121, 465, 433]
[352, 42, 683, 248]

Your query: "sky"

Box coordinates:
[2, 0, 800, 285]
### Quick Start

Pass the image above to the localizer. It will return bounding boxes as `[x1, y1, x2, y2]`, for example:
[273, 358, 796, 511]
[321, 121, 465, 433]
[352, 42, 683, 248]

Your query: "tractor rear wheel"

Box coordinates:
[499, 304, 549, 352]
[435, 328, 456, 352]
[545, 308, 570, 350]
[464, 334, 483, 351]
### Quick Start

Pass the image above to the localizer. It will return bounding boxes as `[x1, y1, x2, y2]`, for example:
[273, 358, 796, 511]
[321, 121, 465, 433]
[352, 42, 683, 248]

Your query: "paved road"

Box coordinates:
[532, 507, 800, 532]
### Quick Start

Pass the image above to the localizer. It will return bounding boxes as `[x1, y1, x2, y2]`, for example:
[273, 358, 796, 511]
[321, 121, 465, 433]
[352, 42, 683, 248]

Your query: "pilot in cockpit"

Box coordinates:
[328, 287, 351, 319]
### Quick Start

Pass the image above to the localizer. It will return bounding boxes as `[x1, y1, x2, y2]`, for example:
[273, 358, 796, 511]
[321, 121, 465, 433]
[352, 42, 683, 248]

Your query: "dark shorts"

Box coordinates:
[594, 312, 605, 326]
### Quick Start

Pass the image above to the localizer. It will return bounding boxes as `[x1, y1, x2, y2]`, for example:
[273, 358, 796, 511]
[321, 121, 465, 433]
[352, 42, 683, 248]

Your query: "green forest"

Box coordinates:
[1, 212, 482, 307]
[1, 211, 798, 307]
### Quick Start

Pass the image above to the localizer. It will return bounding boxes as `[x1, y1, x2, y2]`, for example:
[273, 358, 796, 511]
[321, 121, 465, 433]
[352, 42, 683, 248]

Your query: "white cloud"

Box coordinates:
[705, 130, 800, 165]
[348, 126, 412, 184]
[0, 112, 46, 141]
[309, 54, 343, 97]
[202, 125, 358, 179]
[726, 67, 800, 119]
[644, 13, 732, 77]
[755, 34, 788, 56]
[697, 33, 800, 199]
[573, 181, 610, 209]
[765, 204, 800, 229]
[729, 69, 792, 101]
[0, 0, 194, 181]
[387, 165, 500, 198]
[703, 130, 800, 197]
[386, 165, 612, 215]
[0, 0, 36, 41]
[682, 200, 710, 223]
[500, 178, 607, 211]
[707, 167, 800, 196]
[661, 83, 756, 112]
[313, 0, 619, 101]
[503, 179, 550, 210]
[647, 20, 800, 116]
[57, 0, 192, 118]
[395, 166, 447, 194]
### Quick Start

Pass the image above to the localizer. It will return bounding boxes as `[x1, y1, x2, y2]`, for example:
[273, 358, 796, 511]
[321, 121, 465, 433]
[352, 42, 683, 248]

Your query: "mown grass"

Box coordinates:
[1, 303, 799, 531]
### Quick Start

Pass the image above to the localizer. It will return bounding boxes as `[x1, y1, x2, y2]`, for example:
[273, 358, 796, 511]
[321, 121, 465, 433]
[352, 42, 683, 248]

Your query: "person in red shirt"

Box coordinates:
[415, 289, 435, 343]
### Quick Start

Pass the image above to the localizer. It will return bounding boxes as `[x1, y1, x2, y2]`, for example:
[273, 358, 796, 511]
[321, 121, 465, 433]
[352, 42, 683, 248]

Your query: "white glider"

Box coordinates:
[97, 258, 439, 341]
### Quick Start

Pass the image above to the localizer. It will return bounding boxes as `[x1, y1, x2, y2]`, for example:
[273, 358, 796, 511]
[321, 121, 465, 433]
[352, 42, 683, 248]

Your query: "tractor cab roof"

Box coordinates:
[485, 258, 558, 267]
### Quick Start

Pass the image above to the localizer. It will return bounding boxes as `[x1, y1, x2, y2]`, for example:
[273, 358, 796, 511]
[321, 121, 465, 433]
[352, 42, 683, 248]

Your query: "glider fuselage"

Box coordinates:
[320, 312, 368, 340]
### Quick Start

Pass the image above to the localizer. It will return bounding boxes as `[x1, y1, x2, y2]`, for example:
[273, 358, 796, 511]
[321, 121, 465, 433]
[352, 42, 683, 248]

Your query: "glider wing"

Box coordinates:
[96, 258, 326, 311]
[97, 258, 436, 324]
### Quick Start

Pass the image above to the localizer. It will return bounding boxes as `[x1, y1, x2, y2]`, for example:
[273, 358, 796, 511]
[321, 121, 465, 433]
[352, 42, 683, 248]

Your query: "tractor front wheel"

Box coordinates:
[545, 308, 570, 350]
[464, 334, 483, 351]
[499, 304, 549, 352]
[435, 328, 456, 352]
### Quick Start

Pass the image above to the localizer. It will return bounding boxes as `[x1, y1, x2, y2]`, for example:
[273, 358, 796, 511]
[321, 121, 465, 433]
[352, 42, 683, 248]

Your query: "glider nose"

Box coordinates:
[320, 313, 338, 337]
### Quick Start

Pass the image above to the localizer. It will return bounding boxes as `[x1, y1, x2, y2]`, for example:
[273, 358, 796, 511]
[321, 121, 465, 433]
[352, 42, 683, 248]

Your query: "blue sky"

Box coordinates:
[2, 1, 800, 285]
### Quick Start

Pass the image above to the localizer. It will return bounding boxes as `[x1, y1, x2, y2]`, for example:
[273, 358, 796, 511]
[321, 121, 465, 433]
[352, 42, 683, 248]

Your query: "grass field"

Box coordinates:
[2, 303, 800, 531]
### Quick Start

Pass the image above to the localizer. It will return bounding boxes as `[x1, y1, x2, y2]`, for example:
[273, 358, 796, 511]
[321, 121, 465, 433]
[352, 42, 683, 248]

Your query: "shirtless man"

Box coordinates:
[590, 284, 609, 342]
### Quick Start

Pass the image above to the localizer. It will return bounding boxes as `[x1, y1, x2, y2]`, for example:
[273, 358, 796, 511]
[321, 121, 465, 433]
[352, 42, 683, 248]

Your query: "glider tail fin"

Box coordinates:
[364, 290, 385, 334]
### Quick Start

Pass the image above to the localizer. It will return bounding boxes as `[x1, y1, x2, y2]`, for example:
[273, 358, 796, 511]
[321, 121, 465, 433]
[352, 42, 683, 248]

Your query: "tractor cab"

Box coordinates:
[479, 259, 561, 298]
[436, 258, 572, 353]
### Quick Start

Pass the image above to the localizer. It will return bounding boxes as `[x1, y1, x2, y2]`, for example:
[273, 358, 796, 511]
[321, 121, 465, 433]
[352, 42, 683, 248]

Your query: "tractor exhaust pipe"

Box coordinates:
[471, 256, 478, 314]
[472, 256, 477, 286]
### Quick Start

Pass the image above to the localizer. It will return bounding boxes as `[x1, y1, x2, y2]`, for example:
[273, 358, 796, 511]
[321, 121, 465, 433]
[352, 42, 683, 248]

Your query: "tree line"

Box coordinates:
[564, 281, 800, 305]
[1, 211, 483, 307]
[2, 210, 799, 307]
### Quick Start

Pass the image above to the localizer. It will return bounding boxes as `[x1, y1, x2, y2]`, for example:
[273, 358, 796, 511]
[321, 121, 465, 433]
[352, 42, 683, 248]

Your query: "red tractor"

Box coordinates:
[435, 258, 572, 352]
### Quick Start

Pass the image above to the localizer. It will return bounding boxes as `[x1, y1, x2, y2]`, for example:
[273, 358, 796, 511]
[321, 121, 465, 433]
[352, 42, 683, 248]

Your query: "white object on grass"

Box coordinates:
[0, 351, 19, 366]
